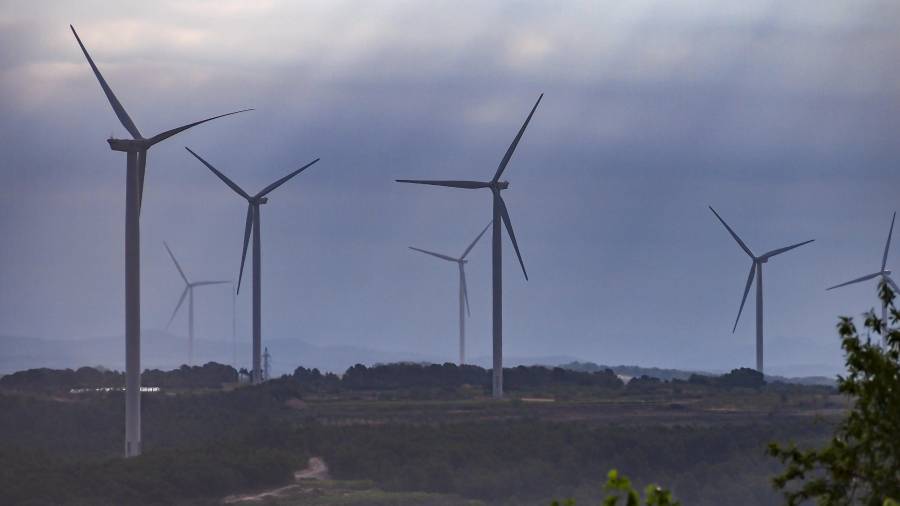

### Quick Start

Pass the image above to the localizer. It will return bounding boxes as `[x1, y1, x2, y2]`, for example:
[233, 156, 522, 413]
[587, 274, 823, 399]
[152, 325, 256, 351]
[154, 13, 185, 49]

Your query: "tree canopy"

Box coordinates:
[769, 282, 900, 505]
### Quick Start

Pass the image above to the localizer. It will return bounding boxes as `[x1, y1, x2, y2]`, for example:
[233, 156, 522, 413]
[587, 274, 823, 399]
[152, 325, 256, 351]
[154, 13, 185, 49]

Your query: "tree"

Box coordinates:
[552, 469, 680, 506]
[768, 281, 900, 505]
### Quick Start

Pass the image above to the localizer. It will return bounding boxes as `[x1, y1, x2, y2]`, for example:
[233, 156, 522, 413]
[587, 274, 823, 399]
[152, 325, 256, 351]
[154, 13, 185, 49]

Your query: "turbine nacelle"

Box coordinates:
[253, 197, 269, 205]
[108, 138, 150, 152]
[493, 181, 510, 190]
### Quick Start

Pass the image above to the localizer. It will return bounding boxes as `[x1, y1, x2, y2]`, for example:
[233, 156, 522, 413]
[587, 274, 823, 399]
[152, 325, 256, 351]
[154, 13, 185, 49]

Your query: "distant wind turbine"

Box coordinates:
[827, 212, 897, 345]
[163, 242, 229, 366]
[70, 25, 250, 458]
[709, 206, 814, 374]
[409, 221, 492, 365]
[397, 94, 543, 398]
[185, 147, 320, 384]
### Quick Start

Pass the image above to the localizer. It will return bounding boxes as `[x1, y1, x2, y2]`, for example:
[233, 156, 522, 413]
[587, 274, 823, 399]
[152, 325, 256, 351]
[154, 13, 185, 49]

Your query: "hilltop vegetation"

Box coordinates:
[0, 360, 783, 396]
[0, 360, 841, 505]
[0, 362, 237, 393]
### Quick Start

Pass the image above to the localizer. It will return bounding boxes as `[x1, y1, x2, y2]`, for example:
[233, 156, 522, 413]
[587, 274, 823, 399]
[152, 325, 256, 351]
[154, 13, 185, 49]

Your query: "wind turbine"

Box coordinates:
[409, 221, 492, 365]
[709, 206, 814, 374]
[163, 242, 230, 366]
[185, 147, 320, 384]
[397, 94, 543, 398]
[70, 25, 250, 458]
[827, 212, 897, 344]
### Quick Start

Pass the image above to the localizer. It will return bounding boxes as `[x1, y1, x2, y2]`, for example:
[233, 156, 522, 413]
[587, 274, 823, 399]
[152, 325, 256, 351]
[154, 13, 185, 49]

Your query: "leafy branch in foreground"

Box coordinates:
[769, 281, 900, 506]
[552, 469, 679, 506]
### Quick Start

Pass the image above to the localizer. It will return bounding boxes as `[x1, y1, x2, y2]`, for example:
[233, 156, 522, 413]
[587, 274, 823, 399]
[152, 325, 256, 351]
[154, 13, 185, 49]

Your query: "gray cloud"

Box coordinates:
[1, 1, 898, 374]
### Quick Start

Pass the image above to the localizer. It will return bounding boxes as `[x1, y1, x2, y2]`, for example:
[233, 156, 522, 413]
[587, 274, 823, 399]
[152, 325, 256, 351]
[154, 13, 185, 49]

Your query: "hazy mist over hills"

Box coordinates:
[0, 330, 842, 379]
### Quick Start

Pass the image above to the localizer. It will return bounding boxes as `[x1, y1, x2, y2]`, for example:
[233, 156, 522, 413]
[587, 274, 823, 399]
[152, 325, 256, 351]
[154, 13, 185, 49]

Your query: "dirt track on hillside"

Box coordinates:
[222, 457, 329, 503]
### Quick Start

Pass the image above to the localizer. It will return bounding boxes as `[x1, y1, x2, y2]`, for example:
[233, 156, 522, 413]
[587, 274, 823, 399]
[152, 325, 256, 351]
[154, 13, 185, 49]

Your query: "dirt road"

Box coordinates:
[222, 457, 329, 503]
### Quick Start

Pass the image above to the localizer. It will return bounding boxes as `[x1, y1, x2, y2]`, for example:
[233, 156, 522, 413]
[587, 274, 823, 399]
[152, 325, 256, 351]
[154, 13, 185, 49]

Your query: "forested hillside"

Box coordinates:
[0, 363, 840, 505]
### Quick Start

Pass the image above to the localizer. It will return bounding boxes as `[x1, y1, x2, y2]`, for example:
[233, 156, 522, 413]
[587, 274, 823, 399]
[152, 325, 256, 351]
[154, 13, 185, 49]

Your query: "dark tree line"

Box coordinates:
[2, 360, 774, 397]
[0, 363, 237, 392]
[294, 362, 624, 393]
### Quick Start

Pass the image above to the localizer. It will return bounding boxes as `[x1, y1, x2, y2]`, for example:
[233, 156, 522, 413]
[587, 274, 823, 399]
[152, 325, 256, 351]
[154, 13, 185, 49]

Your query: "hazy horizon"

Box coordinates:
[0, 329, 843, 379]
[2, 1, 899, 375]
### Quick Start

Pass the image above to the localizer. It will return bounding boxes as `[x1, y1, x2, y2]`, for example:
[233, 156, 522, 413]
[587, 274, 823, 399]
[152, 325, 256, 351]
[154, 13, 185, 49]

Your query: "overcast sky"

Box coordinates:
[1, 1, 898, 374]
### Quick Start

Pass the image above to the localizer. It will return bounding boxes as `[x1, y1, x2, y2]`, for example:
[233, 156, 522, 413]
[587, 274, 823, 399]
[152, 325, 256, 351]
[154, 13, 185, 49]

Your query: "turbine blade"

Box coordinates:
[137, 150, 147, 212]
[395, 179, 490, 189]
[826, 272, 882, 291]
[709, 206, 754, 258]
[163, 241, 189, 284]
[256, 158, 320, 198]
[148, 109, 253, 147]
[237, 204, 253, 294]
[733, 262, 756, 333]
[185, 147, 251, 199]
[761, 239, 815, 260]
[166, 286, 189, 330]
[408, 247, 458, 263]
[497, 193, 528, 280]
[70, 25, 142, 139]
[883, 212, 896, 272]
[886, 275, 899, 294]
[193, 280, 231, 287]
[461, 221, 493, 259]
[492, 94, 543, 183]
[461, 265, 471, 317]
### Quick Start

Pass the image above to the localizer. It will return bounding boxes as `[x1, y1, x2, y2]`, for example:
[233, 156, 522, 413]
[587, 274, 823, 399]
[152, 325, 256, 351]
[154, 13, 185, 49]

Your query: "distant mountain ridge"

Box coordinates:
[0, 331, 428, 376]
[0, 332, 581, 377]
[560, 361, 835, 386]
[0, 333, 836, 385]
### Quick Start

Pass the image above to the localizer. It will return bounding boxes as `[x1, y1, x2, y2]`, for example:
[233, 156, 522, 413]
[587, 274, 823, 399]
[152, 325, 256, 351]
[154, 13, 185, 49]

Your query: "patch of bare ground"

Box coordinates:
[520, 397, 555, 403]
[222, 457, 328, 504]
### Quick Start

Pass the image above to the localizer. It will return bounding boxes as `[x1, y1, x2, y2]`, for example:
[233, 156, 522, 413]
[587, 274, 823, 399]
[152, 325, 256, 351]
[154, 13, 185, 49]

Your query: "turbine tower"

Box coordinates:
[409, 221, 492, 365]
[397, 94, 543, 398]
[185, 147, 319, 384]
[71, 25, 250, 457]
[232, 281, 238, 368]
[827, 211, 897, 345]
[709, 206, 814, 374]
[163, 242, 230, 365]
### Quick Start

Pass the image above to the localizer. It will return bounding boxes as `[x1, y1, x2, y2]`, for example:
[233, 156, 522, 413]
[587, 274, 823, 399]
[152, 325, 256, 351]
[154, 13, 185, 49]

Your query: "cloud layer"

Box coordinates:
[1, 1, 898, 373]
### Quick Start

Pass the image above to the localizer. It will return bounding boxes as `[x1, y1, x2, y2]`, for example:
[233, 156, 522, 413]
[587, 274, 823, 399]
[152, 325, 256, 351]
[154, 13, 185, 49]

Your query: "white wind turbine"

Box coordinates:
[71, 25, 250, 457]
[397, 94, 543, 398]
[163, 242, 230, 366]
[185, 148, 319, 384]
[710, 206, 815, 374]
[410, 222, 492, 365]
[827, 212, 897, 345]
